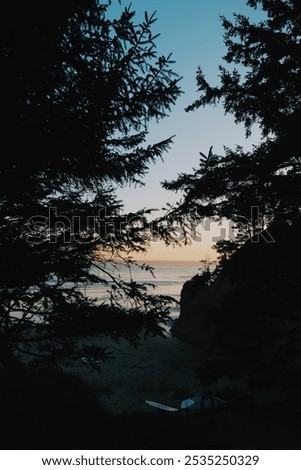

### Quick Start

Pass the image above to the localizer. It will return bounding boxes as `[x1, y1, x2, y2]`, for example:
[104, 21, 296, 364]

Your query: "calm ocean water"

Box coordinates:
[83, 260, 202, 320]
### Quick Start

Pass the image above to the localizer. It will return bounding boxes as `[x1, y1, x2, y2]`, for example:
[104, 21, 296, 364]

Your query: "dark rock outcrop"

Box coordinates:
[172, 222, 301, 367]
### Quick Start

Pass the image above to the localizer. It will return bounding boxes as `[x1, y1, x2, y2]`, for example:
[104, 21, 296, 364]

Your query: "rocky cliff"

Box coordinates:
[172, 222, 301, 368]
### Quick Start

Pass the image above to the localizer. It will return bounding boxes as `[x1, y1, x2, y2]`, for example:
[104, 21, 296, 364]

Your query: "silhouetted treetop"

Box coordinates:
[187, 0, 301, 138]
[1, 1, 181, 206]
[164, 0, 301, 243]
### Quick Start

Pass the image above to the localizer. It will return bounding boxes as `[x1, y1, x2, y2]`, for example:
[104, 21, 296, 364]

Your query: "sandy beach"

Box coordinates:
[4, 331, 301, 450]
[61, 333, 209, 413]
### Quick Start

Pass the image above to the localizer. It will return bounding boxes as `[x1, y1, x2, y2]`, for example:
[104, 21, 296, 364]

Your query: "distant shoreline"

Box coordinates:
[134, 259, 204, 264]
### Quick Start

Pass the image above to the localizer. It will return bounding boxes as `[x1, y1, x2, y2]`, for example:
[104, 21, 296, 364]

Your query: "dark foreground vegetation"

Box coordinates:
[1, 362, 301, 450]
[0, 0, 180, 364]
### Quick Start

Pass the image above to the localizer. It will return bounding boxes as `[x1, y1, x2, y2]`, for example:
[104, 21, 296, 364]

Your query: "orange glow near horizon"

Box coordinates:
[135, 240, 218, 262]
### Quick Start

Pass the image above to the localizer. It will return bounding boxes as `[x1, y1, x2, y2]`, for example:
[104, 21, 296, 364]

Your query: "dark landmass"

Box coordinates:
[1, 332, 301, 450]
[171, 222, 301, 445]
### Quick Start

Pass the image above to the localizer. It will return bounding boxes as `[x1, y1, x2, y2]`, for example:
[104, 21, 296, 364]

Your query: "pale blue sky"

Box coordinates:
[109, 1, 264, 260]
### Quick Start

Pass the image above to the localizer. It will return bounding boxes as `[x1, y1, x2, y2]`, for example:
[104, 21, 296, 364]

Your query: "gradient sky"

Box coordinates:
[110, 0, 264, 261]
